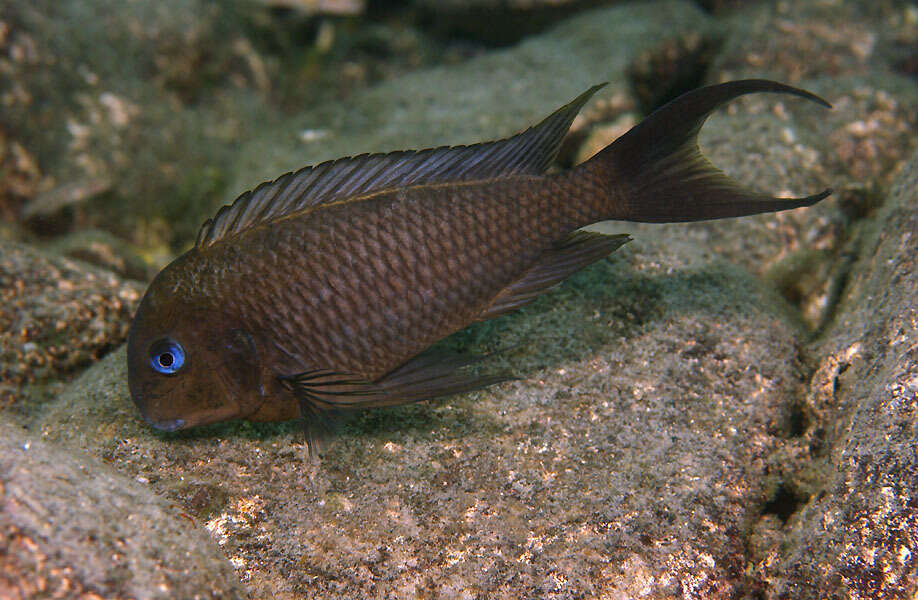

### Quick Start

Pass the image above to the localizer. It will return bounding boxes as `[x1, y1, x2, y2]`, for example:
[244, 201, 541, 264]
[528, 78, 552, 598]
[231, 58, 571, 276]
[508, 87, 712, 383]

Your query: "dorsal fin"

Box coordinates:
[195, 84, 606, 248]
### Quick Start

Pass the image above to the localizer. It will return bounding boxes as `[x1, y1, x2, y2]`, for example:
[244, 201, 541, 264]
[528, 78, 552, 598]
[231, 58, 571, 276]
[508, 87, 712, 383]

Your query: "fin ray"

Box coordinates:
[196, 84, 606, 247]
[587, 79, 832, 222]
[478, 231, 631, 320]
[282, 348, 513, 413]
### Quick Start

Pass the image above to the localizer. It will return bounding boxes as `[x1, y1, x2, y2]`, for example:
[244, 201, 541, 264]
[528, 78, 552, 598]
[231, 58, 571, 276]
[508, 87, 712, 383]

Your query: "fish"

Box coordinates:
[126, 79, 831, 446]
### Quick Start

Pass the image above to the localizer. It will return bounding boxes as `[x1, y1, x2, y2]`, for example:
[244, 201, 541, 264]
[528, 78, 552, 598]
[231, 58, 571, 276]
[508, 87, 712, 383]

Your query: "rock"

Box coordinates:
[2, 0, 256, 149]
[0, 127, 41, 223]
[693, 0, 763, 13]
[710, 0, 917, 186]
[46, 229, 153, 281]
[0, 0, 461, 250]
[0, 0, 277, 246]
[0, 239, 141, 407]
[626, 30, 724, 113]
[410, 0, 616, 46]
[254, 0, 364, 15]
[697, 0, 918, 331]
[747, 148, 918, 598]
[0, 420, 245, 599]
[21, 178, 112, 236]
[711, 1, 913, 87]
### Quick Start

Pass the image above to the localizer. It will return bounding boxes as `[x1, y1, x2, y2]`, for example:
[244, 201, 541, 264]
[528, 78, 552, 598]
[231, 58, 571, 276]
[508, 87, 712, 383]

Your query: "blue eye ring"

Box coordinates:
[149, 339, 185, 375]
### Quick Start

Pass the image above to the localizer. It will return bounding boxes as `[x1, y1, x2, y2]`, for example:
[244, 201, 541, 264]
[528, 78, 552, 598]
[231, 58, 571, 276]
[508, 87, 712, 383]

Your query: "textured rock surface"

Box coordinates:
[710, 0, 918, 186]
[1, 0, 262, 241]
[5, 0, 918, 598]
[750, 150, 918, 598]
[0, 421, 245, 599]
[0, 239, 141, 406]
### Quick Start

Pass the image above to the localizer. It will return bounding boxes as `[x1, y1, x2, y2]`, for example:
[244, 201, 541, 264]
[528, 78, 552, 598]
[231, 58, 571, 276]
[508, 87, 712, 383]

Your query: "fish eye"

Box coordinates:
[149, 339, 186, 375]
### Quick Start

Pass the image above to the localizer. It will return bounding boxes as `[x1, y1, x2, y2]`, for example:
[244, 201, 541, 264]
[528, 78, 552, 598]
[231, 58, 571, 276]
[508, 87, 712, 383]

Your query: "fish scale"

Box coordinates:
[214, 180, 562, 378]
[127, 80, 831, 434]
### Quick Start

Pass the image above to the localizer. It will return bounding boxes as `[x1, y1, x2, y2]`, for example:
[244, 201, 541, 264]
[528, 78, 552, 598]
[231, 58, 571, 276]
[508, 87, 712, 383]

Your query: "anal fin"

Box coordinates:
[478, 231, 631, 321]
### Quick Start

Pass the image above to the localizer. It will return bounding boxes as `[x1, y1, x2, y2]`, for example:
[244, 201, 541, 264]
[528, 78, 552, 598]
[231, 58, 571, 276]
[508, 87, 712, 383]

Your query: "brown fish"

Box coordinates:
[127, 79, 830, 443]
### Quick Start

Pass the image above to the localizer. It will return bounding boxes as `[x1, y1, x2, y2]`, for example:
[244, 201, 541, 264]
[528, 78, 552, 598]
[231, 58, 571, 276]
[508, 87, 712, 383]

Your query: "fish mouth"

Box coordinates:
[148, 417, 186, 432]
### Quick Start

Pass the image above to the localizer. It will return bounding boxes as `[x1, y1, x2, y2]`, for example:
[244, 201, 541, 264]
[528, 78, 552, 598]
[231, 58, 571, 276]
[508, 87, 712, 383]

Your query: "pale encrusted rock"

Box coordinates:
[751, 148, 918, 599]
[0, 239, 142, 406]
[0, 420, 245, 599]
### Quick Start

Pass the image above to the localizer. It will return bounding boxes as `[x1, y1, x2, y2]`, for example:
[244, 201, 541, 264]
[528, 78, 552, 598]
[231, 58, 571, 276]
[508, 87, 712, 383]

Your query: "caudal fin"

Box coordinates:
[584, 79, 832, 223]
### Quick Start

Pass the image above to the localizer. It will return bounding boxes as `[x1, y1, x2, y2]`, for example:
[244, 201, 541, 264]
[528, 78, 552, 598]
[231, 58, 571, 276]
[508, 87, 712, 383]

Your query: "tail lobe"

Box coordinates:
[583, 79, 832, 223]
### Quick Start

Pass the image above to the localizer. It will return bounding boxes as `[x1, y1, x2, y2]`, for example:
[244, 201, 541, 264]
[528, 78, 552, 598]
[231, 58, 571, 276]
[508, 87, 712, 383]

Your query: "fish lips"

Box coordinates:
[134, 395, 241, 432]
[146, 417, 186, 432]
[129, 382, 190, 432]
[129, 373, 240, 431]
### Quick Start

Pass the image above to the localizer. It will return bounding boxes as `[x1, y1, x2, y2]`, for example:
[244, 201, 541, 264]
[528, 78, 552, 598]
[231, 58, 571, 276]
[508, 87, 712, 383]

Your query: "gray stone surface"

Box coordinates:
[750, 149, 918, 598]
[0, 239, 142, 406]
[0, 421, 245, 599]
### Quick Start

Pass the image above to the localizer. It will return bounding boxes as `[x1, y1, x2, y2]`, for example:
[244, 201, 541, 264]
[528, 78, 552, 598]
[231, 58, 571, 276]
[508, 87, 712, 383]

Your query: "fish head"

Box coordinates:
[127, 282, 267, 431]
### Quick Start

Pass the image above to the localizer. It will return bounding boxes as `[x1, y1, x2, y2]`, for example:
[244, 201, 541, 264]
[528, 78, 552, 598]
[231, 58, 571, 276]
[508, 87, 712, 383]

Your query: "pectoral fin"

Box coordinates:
[282, 349, 513, 453]
[478, 231, 631, 320]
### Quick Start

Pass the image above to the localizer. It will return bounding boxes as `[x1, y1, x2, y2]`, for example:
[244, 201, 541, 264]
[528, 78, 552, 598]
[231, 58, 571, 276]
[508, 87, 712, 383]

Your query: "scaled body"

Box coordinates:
[127, 80, 830, 435]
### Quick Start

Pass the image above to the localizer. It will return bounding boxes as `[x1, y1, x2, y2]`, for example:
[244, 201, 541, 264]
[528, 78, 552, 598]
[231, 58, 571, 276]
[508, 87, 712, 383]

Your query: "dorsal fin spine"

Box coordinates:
[195, 83, 606, 248]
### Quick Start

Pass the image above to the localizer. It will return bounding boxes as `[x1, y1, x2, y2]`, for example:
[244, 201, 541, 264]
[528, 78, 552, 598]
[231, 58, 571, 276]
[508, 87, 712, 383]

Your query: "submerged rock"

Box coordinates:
[46, 229, 153, 282]
[1, 0, 280, 245]
[0, 420, 245, 599]
[751, 148, 918, 598]
[0, 239, 141, 407]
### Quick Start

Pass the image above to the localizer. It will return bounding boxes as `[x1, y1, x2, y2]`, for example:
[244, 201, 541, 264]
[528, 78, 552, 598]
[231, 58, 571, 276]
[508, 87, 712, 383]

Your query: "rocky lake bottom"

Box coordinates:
[1, 0, 917, 598]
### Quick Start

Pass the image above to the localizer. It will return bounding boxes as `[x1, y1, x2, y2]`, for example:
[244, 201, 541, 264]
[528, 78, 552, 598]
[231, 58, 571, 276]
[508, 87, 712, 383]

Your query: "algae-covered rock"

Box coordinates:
[0, 0, 273, 243]
[749, 149, 918, 598]
[0, 420, 245, 599]
[0, 239, 141, 406]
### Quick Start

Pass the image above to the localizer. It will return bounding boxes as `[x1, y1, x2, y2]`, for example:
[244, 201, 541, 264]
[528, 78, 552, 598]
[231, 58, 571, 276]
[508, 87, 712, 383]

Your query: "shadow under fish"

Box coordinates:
[126, 79, 831, 452]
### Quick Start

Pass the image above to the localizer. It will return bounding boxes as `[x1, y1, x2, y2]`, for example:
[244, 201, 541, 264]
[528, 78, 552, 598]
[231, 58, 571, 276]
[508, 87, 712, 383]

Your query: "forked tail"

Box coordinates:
[581, 79, 832, 222]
